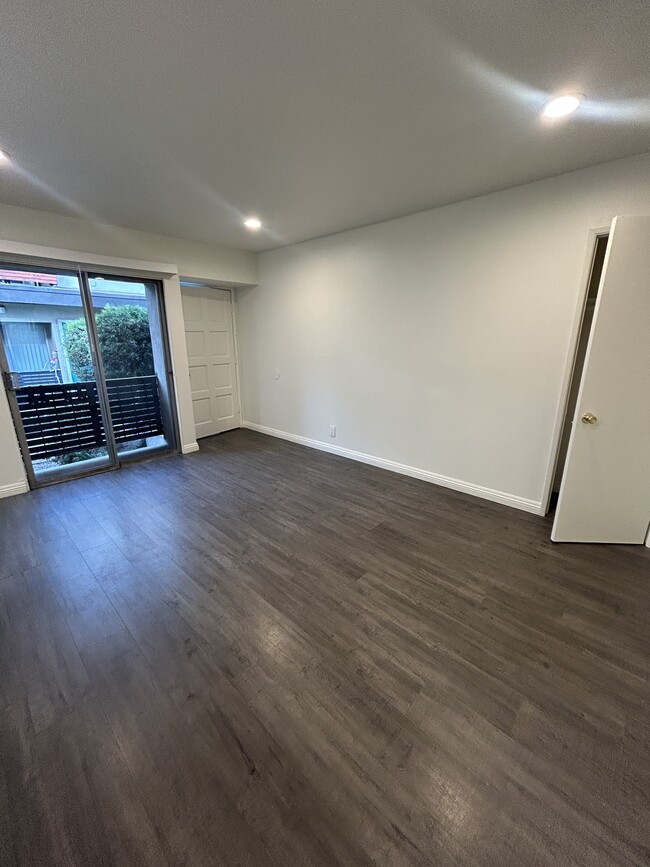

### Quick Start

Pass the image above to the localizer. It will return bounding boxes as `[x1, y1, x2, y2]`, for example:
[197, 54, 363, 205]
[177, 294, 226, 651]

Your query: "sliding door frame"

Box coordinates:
[0, 259, 181, 489]
[78, 268, 121, 471]
[85, 270, 181, 468]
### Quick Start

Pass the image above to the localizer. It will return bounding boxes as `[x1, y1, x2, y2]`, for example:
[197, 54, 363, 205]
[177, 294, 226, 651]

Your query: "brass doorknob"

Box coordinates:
[581, 412, 597, 424]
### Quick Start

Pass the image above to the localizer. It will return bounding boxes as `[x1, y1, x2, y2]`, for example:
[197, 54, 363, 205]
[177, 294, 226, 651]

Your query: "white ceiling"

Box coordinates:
[1, 0, 649, 251]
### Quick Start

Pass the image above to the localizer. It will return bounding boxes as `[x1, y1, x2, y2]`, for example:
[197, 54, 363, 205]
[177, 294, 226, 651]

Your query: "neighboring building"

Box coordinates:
[0, 270, 147, 385]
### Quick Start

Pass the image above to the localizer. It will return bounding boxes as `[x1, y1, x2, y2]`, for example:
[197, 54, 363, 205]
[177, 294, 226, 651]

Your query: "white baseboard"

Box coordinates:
[243, 421, 543, 515]
[0, 480, 29, 499]
[182, 442, 200, 454]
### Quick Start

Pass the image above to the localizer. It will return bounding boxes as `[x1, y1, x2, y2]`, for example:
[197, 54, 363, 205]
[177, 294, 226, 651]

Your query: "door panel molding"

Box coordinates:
[182, 286, 241, 439]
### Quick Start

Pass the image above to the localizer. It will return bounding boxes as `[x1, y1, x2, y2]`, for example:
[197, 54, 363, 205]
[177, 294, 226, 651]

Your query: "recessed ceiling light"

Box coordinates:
[542, 94, 583, 118]
[243, 217, 262, 230]
[0, 149, 11, 163]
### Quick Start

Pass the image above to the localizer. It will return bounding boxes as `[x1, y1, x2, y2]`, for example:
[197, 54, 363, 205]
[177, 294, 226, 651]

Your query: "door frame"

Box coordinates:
[230, 287, 244, 427]
[539, 225, 612, 515]
[0, 240, 197, 490]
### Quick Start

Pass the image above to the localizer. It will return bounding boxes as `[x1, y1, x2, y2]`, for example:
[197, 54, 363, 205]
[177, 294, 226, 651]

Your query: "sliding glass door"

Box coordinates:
[0, 263, 177, 487]
[0, 264, 117, 484]
[85, 273, 176, 464]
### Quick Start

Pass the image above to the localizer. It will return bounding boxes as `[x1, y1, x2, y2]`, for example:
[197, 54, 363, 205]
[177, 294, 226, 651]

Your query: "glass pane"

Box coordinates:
[0, 264, 113, 482]
[86, 275, 175, 459]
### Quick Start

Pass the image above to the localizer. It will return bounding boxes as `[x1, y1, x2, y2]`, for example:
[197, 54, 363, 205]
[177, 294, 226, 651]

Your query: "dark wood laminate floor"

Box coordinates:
[0, 429, 648, 866]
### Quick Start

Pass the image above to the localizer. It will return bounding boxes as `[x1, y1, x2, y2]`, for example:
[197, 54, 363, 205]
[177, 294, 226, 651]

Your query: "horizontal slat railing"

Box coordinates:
[15, 375, 164, 460]
[106, 377, 164, 444]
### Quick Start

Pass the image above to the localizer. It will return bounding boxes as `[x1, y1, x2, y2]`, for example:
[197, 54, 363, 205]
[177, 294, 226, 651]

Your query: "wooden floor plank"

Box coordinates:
[0, 428, 648, 865]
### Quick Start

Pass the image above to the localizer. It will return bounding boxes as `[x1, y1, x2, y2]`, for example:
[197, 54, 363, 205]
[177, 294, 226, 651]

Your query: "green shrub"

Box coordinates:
[62, 318, 95, 381]
[62, 304, 154, 381]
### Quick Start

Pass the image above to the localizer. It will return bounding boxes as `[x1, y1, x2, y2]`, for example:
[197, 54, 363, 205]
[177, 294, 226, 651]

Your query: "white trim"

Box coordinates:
[0, 480, 29, 499]
[182, 441, 200, 454]
[0, 238, 177, 278]
[243, 421, 543, 514]
[230, 288, 244, 425]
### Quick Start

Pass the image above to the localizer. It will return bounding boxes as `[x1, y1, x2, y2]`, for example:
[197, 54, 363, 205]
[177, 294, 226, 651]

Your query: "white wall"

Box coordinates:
[0, 384, 27, 497]
[237, 153, 650, 513]
[0, 202, 257, 286]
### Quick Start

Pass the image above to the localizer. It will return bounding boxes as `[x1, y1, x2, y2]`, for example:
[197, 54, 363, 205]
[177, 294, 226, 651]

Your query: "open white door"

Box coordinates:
[552, 216, 650, 543]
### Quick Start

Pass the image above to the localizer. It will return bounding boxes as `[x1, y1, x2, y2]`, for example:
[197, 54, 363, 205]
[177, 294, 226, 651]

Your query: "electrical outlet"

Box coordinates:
[329, 425, 336, 438]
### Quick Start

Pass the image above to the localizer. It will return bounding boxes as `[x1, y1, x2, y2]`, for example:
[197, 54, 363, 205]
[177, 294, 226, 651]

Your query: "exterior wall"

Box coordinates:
[0, 303, 79, 382]
[0, 280, 153, 384]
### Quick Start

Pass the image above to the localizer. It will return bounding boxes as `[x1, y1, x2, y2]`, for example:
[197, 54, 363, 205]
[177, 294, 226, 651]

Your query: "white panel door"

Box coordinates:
[552, 216, 650, 543]
[181, 287, 241, 439]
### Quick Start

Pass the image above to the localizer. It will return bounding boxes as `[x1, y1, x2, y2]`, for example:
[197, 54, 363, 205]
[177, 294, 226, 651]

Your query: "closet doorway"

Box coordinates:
[0, 263, 178, 488]
[552, 234, 609, 497]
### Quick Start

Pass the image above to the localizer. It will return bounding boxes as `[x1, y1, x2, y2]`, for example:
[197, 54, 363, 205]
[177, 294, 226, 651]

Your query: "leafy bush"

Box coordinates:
[62, 318, 95, 381]
[62, 304, 155, 381]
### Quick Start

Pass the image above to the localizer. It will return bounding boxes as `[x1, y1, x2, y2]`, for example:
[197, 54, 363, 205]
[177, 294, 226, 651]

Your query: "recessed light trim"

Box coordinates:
[0, 149, 10, 163]
[243, 217, 262, 230]
[542, 94, 583, 118]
